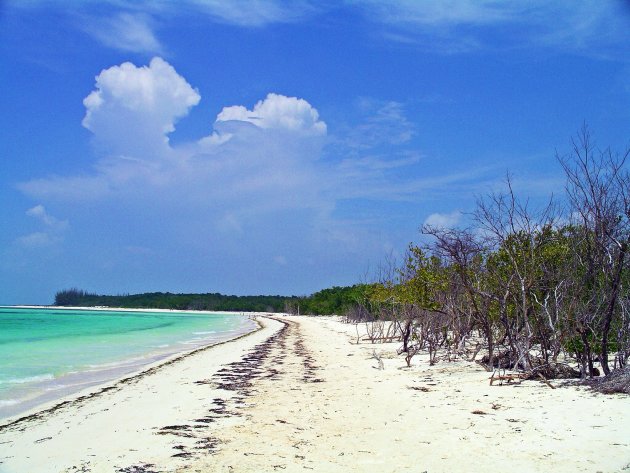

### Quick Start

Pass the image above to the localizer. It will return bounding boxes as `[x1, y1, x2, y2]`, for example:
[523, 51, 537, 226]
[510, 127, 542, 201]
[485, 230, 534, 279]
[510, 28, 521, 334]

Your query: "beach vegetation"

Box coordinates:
[344, 128, 629, 380]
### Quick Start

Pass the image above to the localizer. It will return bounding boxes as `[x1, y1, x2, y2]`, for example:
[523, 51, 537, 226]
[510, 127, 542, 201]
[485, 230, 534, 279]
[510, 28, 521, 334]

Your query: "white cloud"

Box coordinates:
[25, 205, 68, 230]
[423, 211, 462, 229]
[81, 12, 163, 54]
[187, 0, 317, 26]
[19, 175, 111, 201]
[10, 1, 627, 59]
[7, 1, 319, 32]
[19, 58, 491, 216]
[357, 0, 518, 27]
[353, 0, 630, 57]
[16, 232, 54, 248]
[338, 153, 421, 173]
[342, 99, 415, 150]
[16, 205, 68, 248]
[216, 213, 243, 234]
[82, 57, 200, 157]
[17, 57, 489, 283]
[26, 204, 55, 226]
[22, 59, 329, 217]
[217, 93, 326, 136]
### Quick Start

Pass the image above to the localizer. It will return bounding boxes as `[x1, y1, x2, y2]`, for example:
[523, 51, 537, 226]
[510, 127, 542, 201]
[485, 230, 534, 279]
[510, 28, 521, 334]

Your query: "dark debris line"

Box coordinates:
[120, 317, 325, 471]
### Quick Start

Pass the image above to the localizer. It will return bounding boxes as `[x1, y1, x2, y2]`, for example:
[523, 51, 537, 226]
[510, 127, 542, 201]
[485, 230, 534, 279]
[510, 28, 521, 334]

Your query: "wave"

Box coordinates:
[84, 354, 155, 370]
[0, 373, 55, 385]
[0, 399, 20, 407]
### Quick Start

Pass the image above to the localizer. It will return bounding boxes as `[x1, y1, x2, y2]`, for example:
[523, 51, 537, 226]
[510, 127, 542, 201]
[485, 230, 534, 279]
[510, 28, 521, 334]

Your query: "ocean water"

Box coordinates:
[0, 307, 257, 421]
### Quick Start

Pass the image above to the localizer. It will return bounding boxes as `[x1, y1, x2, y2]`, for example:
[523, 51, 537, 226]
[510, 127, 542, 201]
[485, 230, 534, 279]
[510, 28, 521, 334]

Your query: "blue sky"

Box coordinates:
[1, 1, 629, 304]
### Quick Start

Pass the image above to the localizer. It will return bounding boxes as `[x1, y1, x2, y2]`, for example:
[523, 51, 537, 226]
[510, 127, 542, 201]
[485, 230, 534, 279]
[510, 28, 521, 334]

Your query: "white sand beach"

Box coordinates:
[1, 315, 628, 473]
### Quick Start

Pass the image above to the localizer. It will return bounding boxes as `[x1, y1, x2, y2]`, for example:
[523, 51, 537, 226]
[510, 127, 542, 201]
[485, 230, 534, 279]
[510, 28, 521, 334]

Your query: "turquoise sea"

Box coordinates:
[0, 307, 256, 421]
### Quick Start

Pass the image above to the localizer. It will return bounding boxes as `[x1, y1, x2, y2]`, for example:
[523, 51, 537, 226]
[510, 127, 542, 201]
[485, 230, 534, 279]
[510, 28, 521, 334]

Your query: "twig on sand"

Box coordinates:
[537, 372, 555, 389]
[371, 350, 384, 370]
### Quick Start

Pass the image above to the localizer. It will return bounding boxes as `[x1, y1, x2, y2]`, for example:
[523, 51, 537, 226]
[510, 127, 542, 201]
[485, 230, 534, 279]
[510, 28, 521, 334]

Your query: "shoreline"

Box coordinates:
[1, 315, 628, 472]
[0, 315, 286, 472]
[4, 305, 272, 315]
[0, 309, 265, 427]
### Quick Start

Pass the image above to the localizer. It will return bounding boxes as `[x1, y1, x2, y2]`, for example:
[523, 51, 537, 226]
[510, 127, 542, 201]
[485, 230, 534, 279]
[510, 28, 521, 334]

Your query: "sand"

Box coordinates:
[1, 315, 629, 473]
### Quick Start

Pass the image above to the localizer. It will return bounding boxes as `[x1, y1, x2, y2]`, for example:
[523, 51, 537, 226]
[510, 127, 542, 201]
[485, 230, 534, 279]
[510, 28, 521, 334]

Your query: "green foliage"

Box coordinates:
[397, 245, 445, 310]
[54, 288, 96, 306]
[53, 289, 296, 312]
[293, 284, 373, 315]
[53, 285, 373, 315]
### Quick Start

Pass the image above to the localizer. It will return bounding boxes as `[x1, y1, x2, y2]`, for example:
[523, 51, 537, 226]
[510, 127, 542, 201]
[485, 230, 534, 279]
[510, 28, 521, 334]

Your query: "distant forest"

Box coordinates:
[53, 285, 369, 315]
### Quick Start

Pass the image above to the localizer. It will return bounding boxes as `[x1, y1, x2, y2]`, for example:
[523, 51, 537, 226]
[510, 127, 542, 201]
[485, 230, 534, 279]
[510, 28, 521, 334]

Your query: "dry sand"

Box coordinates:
[1, 315, 628, 473]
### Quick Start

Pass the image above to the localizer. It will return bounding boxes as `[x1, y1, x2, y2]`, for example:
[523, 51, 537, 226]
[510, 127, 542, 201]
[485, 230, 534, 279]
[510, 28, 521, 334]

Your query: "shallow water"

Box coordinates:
[0, 307, 256, 420]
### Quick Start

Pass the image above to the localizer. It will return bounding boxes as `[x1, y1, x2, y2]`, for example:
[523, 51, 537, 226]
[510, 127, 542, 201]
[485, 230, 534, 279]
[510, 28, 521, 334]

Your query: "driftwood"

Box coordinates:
[482, 351, 580, 380]
[489, 369, 527, 386]
[531, 362, 580, 379]
[371, 350, 384, 370]
[537, 372, 556, 389]
[467, 343, 483, 362]
[489, 367, 557, 389]
[360, 335, 399, 343]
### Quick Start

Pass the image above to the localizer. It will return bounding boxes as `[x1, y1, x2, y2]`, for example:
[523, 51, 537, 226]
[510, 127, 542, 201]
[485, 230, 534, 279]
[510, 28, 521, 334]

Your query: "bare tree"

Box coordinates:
[558, 126, 629, 375]
[421, 226, 495, 368]
[473, 174, 559, 371]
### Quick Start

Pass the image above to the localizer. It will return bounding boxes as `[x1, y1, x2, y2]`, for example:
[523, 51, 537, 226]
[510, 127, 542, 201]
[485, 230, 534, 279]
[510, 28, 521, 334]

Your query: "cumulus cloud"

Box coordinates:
[20, 57, 333, 227]
[17, 58, 490, 289]
[13, 56, 493, 294]
[217, 93, 327, 136]
[19, 58, 487, 222]
[423, 210, 462, 229]
[82, 57, 200, 157]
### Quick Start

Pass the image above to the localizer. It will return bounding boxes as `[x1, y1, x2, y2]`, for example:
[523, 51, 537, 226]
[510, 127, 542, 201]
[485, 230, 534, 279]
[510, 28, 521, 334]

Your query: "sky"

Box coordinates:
[1, 1, 629, 304]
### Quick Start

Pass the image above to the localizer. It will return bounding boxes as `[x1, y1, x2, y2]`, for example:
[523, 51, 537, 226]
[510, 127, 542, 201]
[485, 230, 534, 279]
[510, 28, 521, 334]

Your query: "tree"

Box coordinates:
[421, 226, 496, 366]
[558, 126, 630, 375]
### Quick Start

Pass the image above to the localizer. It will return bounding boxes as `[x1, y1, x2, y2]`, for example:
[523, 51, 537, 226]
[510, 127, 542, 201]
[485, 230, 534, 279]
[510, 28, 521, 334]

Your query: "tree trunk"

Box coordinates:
[401, 318, 412, 353]
[485, 322, 494, 368]
[580, 330, 596, 377]
[601, 242, 627, 375]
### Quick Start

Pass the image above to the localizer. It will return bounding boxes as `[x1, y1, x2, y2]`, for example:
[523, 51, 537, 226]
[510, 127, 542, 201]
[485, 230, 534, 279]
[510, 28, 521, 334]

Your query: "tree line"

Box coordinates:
[53, 286, 366, 315]
[343, 128, 629, 379]
[54, 289, 295, 313]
